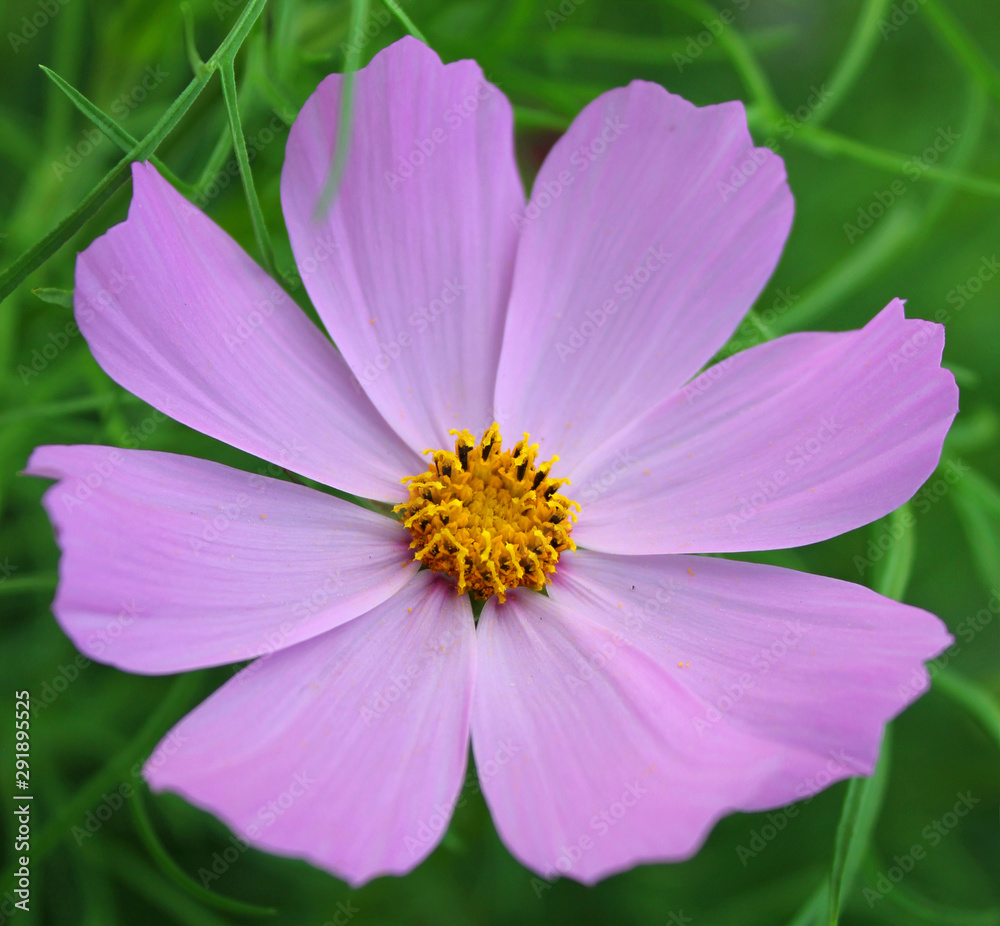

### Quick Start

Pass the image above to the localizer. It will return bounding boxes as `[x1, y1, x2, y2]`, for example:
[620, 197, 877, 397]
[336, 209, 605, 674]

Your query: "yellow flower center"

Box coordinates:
[395, 423, 579, 601]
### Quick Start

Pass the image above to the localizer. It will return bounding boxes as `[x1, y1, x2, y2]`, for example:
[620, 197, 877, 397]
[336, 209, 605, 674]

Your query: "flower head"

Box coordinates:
[28, 37, 955, 885]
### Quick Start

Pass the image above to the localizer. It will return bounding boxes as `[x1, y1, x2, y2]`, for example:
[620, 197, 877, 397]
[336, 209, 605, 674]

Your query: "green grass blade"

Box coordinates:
[871, 504, 916, 601]
[314, 0, 370, 219]
[39, 65, 193, 196]
[827, 730, 893, 925]
[219, 55, 280, 278]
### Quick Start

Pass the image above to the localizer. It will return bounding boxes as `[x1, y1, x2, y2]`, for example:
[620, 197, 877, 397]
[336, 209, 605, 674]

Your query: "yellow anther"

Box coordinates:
[395, 423, 579, 601]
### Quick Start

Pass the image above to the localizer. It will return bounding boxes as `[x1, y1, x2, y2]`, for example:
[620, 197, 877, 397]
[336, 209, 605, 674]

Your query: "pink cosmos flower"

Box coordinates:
[28, 37, 956, 886]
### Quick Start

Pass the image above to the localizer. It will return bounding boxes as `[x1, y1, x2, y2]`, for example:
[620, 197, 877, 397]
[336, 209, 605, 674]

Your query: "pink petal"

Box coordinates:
[144, 572, 475, 887]
[494, 82, 793, 469]
[27, 445, 417, 673]
[281, 37, 524, 454]
[571, 300, 958, 553]
[553, 549, 951, 816]
[472, 588, 780, 884]
[75, 161, 420, 502]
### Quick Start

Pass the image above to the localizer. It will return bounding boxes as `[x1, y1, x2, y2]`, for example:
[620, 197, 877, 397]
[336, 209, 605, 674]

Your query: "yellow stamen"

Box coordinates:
[395, 423, 579, 602]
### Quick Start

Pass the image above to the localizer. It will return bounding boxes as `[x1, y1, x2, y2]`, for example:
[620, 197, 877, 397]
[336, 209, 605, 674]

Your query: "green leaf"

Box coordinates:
[32, 286, 74, 308]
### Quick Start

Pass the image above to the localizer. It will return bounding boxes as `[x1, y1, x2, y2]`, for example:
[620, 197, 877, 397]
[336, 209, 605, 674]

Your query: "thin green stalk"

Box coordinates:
[0, 573, 58, 595]
[0, 0, 269, 304]
[219, 55, 280, 278]
[811, 0, 893, 126]
[194, 120, 237, 195]
[383, 0, 427, 42]
[772, 83, 988, 335]
[39, 66, 194, 196]
[923, 0, 1000, 106]
[666, 0, 783, 124]
[0, 674, 204, 898]
[791, 123, 1000, 198]
[827, 733, 893, 925]
[131, 784, 276, 917]
[94, 841, 234, 926]
[0, 392, 139, 426]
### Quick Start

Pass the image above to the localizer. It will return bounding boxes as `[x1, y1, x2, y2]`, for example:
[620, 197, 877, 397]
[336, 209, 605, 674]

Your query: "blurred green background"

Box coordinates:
[1, 0, 999, 924]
